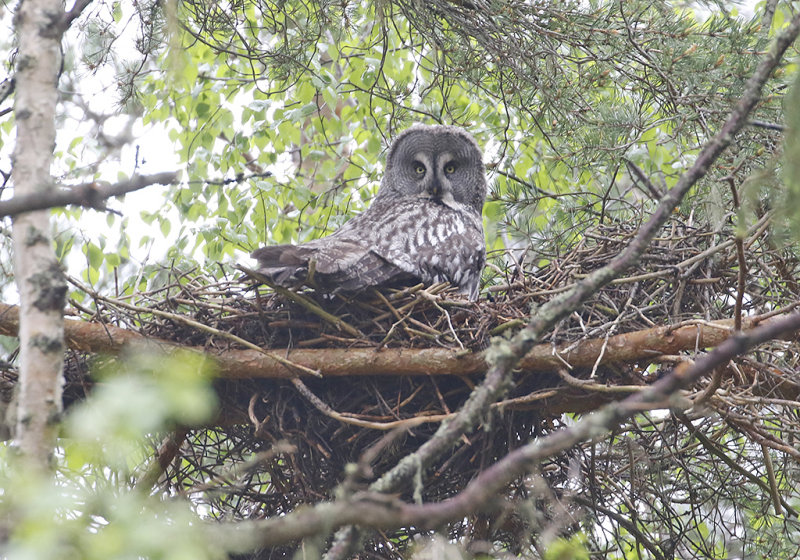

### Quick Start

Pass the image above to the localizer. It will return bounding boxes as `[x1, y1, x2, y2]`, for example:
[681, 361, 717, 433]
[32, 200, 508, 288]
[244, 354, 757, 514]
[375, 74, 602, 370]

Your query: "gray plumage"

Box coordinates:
[251, 124, 487, 300]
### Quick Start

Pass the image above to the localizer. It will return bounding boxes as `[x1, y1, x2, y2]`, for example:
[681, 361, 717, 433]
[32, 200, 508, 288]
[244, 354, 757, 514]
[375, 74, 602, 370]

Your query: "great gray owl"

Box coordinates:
[251, 124, 487, 300]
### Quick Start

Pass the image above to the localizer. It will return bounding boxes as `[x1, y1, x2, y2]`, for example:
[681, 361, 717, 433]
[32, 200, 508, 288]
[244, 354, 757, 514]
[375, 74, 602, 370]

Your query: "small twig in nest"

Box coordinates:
[371, 288, 414, 347]
[556, 368, 644, 394]
[290, 378, 450, 431]
[419, 287, 464, 350]
[236, 264, 363, 338]
[371, 282, 451, 323]
[248, 392, 270, 437]
[589, 285, 638, 378]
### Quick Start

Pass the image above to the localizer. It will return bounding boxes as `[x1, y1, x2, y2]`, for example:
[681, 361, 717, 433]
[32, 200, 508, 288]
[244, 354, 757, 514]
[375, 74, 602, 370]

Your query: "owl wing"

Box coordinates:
[251, 235, 415, 292]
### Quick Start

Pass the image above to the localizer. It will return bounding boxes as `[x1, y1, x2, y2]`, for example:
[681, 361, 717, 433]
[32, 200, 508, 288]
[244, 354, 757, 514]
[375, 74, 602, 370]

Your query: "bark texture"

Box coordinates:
[11, 0, 68, 465]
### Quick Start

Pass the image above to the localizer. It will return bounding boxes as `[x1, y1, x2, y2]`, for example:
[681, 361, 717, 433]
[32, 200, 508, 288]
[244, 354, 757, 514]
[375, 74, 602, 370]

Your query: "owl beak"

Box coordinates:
[428, 179, 443, 198]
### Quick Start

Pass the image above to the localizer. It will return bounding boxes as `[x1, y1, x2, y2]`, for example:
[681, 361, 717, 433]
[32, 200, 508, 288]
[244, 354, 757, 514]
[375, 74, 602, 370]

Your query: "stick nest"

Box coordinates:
[44, 209, 800, 556]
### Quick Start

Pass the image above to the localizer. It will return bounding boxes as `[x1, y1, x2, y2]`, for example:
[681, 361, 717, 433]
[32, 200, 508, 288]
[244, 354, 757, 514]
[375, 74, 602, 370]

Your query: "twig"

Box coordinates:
[236, 265, 363, 338]
[693, 365, 723, 405]
[557, 368, 644, 394]
[290, 378, 450, 430]
[371, 288, 416, 346]
[419, 288, 464, 349]
[747, 119, 784, 131]
[725, 175, 746, 332]
[623, 158, 664, 199]
[135, 429, 189, 491]
[589, 285, 638, 378]
[761, 443, 783, 516]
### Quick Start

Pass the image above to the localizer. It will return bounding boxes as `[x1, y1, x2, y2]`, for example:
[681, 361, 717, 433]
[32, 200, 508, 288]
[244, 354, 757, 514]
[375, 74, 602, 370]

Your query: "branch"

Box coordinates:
[623, 157, 663, 199]
[2, 302, 797, 412]
[0, 303, 770, 377]
[0, 78, 14, 107]
[0, 172, 179, 217]
[57, 0, 95, 34]
[213, 313, 800, 550]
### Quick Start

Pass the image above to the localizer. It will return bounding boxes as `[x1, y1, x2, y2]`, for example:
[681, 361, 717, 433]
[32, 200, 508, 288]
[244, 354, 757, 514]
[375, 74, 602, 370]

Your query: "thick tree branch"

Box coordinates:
[1, 302, 797, 408]
[0, 172, 179, 217]
[214, 313, 800, 549]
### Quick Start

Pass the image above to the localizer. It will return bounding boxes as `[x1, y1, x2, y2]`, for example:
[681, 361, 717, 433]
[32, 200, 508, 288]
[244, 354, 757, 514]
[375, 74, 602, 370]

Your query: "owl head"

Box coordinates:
[377, 124, 487, 215]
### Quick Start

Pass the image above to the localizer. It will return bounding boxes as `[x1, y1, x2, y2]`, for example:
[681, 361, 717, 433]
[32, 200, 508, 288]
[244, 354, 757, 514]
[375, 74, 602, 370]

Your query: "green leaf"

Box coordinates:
[86, 243, 104, 270]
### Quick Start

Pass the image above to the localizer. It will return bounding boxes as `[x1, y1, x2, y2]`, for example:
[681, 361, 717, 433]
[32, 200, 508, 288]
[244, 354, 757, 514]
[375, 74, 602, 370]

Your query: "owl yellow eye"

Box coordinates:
[444, 163, 456, 174]
[414, 163, 426, 176]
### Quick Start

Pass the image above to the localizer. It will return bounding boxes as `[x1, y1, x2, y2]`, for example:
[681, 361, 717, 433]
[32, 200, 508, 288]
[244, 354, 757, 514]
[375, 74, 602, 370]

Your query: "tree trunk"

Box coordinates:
[11, 0, 68, 467]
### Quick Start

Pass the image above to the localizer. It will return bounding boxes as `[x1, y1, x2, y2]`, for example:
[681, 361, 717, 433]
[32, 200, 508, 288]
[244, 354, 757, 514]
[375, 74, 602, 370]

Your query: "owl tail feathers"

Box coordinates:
[250, 244, 314, 287]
